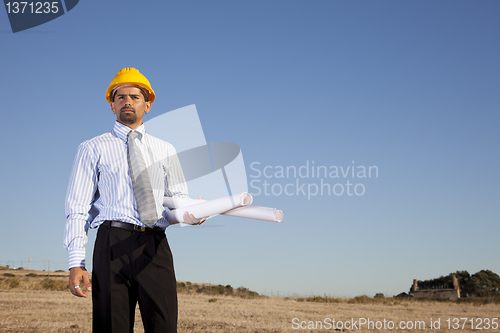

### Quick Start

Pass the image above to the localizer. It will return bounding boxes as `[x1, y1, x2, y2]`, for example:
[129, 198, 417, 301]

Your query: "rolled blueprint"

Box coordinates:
[163, 195, 283, 223]
[221, 206, 283, 223]
[163, 196, 202, 209]
[165, 192, 253, 224]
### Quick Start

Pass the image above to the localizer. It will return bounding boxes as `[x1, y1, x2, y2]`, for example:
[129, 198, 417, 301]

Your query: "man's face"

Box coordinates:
[110, 86, 151, 129]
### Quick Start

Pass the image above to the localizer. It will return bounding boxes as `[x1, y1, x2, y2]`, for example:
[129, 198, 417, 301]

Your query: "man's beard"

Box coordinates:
[119, 108, 137, 124]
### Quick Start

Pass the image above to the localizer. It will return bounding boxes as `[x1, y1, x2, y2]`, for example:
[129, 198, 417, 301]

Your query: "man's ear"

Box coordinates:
[144, 101, 152, 114]
[110, 102, 116, 114]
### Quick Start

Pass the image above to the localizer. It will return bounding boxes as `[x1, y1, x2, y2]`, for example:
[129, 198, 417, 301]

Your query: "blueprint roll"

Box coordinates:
[163, 196, 201, 209]
[165, 192, 253, 224]
[220, 206, 283, 223]
[163, 196, 283, 223]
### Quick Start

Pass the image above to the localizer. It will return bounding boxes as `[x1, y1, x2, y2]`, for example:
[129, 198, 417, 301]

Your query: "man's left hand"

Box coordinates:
[183, 196, 206, 225]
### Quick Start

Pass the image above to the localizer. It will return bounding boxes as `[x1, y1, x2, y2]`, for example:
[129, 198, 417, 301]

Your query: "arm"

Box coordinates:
[64, 142, 98, 297]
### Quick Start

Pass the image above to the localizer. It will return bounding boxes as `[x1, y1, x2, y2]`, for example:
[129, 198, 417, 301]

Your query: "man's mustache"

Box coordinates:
[121, 107, 135, 112]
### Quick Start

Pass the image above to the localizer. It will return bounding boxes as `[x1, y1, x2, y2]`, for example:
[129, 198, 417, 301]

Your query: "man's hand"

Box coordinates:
[183, 196, 206, 225]
[69, 267, 91, 298]
[183, 212, 206, 225]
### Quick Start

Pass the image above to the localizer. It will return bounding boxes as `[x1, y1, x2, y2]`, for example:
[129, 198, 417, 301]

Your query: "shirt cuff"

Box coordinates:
[68, 249, 86, 270]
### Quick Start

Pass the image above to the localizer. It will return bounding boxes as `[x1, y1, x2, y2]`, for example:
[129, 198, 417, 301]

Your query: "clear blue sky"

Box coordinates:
[0, 0, 498, 298]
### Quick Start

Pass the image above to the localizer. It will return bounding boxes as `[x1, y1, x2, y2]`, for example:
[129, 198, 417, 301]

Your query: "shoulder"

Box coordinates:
[76, 131, 118, 157]
[79, 131, 114, 148]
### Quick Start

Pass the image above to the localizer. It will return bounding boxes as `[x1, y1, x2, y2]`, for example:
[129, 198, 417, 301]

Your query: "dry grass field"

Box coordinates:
[1, 269, 499, 332]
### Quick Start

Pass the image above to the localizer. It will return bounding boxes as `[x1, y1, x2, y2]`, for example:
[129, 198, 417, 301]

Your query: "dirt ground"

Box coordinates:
[1, 289, 499, 332]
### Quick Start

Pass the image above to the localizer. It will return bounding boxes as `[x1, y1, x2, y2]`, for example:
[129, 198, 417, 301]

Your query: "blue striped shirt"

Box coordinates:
[64, 121, 189, 269]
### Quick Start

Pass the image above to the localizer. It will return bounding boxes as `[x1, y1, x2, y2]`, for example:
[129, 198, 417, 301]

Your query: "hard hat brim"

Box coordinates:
[106, 83, 155, 103]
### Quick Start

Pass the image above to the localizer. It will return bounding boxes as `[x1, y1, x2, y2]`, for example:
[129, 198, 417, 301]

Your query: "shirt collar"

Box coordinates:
[112, 121, 146, 142]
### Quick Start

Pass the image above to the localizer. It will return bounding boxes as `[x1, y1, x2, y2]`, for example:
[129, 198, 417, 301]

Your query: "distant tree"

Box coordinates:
[464, 270, 500, 297]
[455, 270, 473, 296]
[454, 270, 471, 294]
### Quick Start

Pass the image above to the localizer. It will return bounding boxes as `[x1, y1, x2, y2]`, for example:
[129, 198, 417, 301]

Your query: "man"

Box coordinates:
[64, 68, 204, 332]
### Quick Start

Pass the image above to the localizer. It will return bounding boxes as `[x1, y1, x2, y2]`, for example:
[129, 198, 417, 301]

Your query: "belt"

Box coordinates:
[102, 220, 166, 232]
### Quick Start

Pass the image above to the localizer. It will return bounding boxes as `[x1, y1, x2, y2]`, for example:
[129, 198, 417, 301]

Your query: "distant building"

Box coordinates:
[394, 292, 411, 298]
[412, 274, 460, 300]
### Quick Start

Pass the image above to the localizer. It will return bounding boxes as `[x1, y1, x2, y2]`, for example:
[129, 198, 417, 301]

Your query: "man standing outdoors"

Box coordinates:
[64, 68, 203, 332]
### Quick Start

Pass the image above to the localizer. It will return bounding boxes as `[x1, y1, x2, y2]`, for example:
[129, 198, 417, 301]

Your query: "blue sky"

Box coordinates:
[0, 0, 499, 298]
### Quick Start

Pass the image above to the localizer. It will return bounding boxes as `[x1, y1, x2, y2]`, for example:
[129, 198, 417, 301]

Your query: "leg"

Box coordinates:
[134, 232, 178, 333]
[92, 225, 138, 333]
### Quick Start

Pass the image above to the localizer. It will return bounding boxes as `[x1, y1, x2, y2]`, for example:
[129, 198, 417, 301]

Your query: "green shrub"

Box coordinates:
[215, 285, 226, 295]
[41, 278, 69, 291]
[8, 278, 20, 289]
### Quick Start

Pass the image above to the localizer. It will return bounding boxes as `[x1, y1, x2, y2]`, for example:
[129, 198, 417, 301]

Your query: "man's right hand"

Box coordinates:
[69, 267, 91, 298]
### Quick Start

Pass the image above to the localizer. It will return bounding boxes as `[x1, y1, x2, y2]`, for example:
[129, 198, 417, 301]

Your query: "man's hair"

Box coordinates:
[112, 87, 149, 102]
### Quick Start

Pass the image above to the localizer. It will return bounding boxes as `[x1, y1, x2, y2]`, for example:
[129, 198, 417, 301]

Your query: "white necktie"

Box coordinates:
[127, 131, 158, 227]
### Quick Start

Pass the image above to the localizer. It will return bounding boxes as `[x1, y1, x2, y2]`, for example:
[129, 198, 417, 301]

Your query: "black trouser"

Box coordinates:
[92, 224, 177, 333]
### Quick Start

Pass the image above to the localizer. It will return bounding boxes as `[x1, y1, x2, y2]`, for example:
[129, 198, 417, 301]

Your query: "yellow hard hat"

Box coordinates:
[106, 67, 156, 103]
